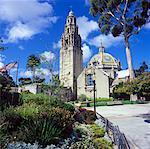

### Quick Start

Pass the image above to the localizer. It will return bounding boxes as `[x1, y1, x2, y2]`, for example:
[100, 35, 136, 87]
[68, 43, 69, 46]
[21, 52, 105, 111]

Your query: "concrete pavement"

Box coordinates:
[87, 103, 150, 149]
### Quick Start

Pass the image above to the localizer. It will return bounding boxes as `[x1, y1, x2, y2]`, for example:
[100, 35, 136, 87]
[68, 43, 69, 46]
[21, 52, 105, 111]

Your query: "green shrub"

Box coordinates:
[88, 98, 113, 102]
[93, 138, 113, 149]
[1, 105, 74, 146]
[21, 93, 50, 105]
[78, 94, 87, 101]
[21, 93, 75, 113]
[74, 123, 91, 137]
[70, 139, 95, 149]
[61, 102, 75, 113]
[14, 103, 40, 119]
[19, 118, 62, 146]
[90, 124, 105, 138]
[74, 108, 96, 124]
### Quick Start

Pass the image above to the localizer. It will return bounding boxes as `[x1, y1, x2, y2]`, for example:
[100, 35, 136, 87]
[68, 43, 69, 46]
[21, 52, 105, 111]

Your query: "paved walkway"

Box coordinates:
[87, 103, 150, 149]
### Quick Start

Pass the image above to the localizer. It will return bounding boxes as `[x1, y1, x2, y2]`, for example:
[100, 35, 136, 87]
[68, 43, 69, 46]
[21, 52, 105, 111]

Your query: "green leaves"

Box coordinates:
[27, 54, 40, 70]
[133, 16, 146, 27]
[113, 72, 150, 97]
[90, 0, 150, 37]
[100, 24, 111, 35]
[112, 25, 123, 37]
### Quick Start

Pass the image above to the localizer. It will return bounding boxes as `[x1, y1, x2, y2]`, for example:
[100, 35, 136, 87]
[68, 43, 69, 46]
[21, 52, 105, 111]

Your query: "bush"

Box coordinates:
[88, 98, 113, 102]
[90, 124, 105, 138]
[21, 93, 75, 113]
[21, 93, 50, 105]
[93, 138, 113, 149]
[70, 139, 95, 149]
[74, 123, 91, 138]
[78, 94, 87, 101]
[1, 103, 74, 146]
[74, 108, 96, 124]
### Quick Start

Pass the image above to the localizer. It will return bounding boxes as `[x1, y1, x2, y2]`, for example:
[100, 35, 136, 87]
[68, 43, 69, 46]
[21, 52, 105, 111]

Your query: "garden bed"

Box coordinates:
[0, 93, 113, 149]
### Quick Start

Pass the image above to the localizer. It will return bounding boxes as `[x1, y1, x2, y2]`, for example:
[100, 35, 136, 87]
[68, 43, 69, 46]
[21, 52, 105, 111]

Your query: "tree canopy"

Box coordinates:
[135, 61, 149, 76]
[26, 54, 41, 82]
[90, 0, 149, 38]
[0, 71, 15, 88]
[113, 61, 150, 100]
[113, 72, 150, 99]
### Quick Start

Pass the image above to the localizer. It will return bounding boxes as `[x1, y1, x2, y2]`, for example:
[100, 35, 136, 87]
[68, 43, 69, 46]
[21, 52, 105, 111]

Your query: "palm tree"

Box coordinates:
[27, 54, 41, 83]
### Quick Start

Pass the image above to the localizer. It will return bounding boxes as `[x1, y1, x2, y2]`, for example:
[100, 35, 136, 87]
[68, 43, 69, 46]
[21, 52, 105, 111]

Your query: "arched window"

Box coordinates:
[86, 74, 94, 86]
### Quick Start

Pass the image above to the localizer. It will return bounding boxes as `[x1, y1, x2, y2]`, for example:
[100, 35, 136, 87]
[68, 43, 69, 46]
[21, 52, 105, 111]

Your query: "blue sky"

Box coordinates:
[0, 0, 150, 81]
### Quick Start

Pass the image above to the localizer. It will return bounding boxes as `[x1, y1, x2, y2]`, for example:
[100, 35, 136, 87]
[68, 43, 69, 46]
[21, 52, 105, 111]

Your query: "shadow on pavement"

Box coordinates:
[136, 113, 150, 123]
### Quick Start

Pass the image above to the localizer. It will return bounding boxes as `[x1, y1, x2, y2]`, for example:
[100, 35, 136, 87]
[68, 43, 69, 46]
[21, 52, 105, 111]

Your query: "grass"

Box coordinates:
[80, 100, 149, 107]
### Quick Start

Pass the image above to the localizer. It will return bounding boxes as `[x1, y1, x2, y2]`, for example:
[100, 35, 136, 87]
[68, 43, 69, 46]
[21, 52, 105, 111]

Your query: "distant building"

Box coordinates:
[59, 11, 127, 99]
[18, 83, 42, 94]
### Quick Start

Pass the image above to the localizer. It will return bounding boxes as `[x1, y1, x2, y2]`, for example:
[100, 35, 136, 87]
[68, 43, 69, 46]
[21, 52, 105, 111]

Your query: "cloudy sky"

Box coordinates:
[0, 0, 150, 80]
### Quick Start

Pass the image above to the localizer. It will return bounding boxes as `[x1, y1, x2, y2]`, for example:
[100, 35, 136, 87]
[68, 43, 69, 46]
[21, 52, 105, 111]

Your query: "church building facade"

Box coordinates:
[60, 11, 121, 99]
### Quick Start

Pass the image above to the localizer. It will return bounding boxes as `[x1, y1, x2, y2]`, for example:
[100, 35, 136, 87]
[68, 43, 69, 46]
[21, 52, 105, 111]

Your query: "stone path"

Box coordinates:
[87, 103, 150, 149]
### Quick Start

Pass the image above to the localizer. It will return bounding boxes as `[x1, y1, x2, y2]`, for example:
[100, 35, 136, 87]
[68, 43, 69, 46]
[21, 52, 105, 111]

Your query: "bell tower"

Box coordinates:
[60, 11, 83, 99]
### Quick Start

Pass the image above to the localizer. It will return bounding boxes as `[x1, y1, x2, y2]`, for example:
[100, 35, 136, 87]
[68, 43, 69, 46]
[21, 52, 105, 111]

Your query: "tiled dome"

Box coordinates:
[88, 47, 119, 69]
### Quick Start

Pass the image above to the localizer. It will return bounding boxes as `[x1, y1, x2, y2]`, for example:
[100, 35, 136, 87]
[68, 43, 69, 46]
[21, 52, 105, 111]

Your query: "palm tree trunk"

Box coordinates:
[125, 37, 137, 101]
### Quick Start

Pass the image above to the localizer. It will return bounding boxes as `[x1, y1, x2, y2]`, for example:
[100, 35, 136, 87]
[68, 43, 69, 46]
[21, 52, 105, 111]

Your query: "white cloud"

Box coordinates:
[0, 54, 6, 62]
[77, 16, 99, 41]
[40, 51, 55, 62]
[53, 40, 61, 49]
[84, 0, 90, 6]
[89, 34, 123, 48]
[20, 70, 32, 78]
[36, 68, 50, 77]
[0, 0, 58, 42]
[20, 68, 51, 78]
[0, 54, 5, 68]
[0, 62, 4, 68]
[145, 22, 150, 29]
[82, 43, 92, 62]
[7, 22, 36, 42]
[18, 45, 24, 50]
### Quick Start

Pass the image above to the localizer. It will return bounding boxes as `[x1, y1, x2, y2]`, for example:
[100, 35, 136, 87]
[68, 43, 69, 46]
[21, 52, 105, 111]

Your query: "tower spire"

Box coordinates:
[99, 39, 104, 53]
[99, 40, 105, 63]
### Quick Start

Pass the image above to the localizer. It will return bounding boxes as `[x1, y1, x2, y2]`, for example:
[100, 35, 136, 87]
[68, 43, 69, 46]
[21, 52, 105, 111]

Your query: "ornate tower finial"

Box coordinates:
[99, 39, 104, 53]
[69, 9, 74, 16]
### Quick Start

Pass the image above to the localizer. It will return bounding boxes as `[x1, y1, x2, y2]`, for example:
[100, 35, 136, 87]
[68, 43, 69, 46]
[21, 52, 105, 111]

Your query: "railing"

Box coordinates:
[96, 113, 130, 149]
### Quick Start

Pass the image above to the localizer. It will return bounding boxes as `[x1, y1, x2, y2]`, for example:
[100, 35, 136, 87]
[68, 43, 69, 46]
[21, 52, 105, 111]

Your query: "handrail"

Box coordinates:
[96, 112, 130, 149]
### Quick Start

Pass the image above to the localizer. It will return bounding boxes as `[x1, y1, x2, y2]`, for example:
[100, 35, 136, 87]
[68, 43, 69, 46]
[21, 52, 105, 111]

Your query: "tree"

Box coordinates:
[0, 71, 15, 88]
[40, 51, 55, 83]
[90, 0, 149, 80]
[18, 77, 32, 86]
[90, 0, 149, 101]
[135, 61, 149, 76]
[26, 55, 41, 82]
[113, 72, 150, 100]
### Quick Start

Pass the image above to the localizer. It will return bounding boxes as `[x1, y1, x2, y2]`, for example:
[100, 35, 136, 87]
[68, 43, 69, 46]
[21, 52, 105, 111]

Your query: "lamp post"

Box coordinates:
[93, 72, 96, 113]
